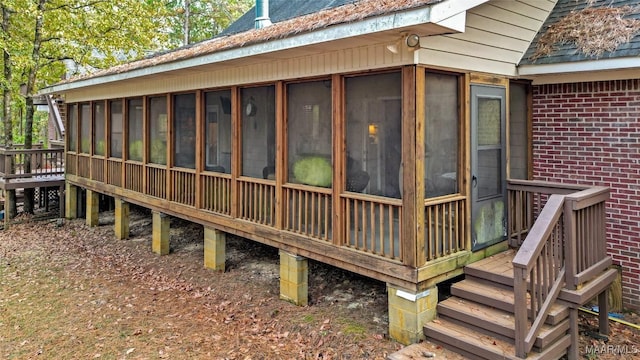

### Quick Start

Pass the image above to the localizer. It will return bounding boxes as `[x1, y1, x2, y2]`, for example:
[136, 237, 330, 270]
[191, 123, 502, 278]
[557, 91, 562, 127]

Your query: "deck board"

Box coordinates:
[423, 318, 571, 360]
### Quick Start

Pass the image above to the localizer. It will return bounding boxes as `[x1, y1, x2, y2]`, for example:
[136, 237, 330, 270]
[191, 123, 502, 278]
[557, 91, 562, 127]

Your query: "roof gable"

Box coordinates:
[520, 0, 640, 66]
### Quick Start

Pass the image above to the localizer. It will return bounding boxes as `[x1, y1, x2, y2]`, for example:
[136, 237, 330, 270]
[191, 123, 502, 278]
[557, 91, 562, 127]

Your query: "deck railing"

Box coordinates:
[0, 147, 65, 183]
[237, 176, 276, 226]
[342, 193, 402, 260]
[424, 195, 466, 261]
[509, 180, 610, 358]
[284, 184, 332, 241]
[200, 172, 231, 215]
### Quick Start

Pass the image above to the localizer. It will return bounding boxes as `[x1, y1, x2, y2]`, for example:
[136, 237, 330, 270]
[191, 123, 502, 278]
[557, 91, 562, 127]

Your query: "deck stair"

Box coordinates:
[423, 250, 572, 360]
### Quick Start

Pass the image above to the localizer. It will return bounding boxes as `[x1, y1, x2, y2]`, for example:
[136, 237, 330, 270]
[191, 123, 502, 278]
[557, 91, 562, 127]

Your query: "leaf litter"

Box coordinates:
[0, 207, 637, 359]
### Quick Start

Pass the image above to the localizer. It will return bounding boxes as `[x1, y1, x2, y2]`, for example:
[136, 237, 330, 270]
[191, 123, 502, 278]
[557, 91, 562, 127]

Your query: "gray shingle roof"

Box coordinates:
[520, 0, 640, 65]
[220, 0, 355, 36]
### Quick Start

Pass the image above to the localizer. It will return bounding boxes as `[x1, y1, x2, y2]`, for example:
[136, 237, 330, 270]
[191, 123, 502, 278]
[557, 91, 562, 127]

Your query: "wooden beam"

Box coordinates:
[195, 90, 203, 209]
[230, 86, 240, 219]
[401, 65, 417, 268]
[142, 96, 148, 198]
[166, 94, 173, 201]
[415, 67, 426, 267]
[275, 81, 284, 229]
[331, 74, 344, 247]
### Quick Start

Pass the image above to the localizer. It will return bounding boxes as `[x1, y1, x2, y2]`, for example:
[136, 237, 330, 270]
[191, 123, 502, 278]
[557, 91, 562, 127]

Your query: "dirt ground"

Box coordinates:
[0, 207, 638, 359]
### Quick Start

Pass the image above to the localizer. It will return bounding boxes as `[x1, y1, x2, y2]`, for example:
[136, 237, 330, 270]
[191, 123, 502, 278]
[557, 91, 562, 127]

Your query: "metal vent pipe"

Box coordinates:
[255, 0, 272, 29]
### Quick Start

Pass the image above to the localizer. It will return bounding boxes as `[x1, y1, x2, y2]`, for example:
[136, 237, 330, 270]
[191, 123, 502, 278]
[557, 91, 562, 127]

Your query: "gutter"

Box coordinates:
[518, 57, 640, 76]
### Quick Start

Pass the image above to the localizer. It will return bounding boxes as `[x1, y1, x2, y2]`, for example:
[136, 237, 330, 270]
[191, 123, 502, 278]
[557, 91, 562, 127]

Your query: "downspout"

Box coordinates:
[254, 0, 272, 29]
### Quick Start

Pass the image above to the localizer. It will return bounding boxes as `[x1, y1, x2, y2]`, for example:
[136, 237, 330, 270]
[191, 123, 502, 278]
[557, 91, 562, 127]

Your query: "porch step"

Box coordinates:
[464, 249, 516, 287]
[450, 278, 568, 325]
[423, 318, 570, 360]
[437, 297, 569, 349]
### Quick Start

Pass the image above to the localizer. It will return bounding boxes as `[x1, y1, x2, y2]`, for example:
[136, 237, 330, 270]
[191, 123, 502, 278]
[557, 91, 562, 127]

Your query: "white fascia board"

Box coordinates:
[433, 11, 466, 33]
[518, 57, 640, 76]
[430, 0, 489, 23]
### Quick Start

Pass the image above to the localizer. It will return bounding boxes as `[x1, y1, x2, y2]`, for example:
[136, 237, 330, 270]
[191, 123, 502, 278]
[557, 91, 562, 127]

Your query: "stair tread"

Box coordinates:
[465, 249, 516, 274]
[438, 297, 569, 345]
[451, 278, 568, 319]
[424, 318, 569, 360]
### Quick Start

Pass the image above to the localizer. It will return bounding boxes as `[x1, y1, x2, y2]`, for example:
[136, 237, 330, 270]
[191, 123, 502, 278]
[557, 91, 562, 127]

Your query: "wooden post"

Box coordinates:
[401, 66, 417, 267]
[4, 189, 13, 228]
[274, 81, 284, 229]
[331, 74, 344, 246]
[152, 211, 170, 255]
[204, 227, 226, 271]
[230, 87, 240, 219]
[86, 189, 99, 227]
[598, 290, 609, 336]
[114, 199, 130, 240]
[567, 308, 579, 360]
[65, 182, 78, 219]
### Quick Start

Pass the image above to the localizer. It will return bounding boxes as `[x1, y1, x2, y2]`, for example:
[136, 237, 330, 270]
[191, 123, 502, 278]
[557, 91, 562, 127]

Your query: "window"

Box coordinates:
[425, 72, 459, 198]
[80, 104, 91, 153]
[93, 102, 106, 156]
[127, 98, 143, 161]
[173, 93, 196, 168]
[287, 80, 332, 186]
[110, 100, 123, 158]
[149, 96, 168, 165]
[204, 90, 232, 173]
[241, 85, 276, 178]
[68, 104, 77, 152]
[345, 72, 402, 198]
[509, 82, 529, 180]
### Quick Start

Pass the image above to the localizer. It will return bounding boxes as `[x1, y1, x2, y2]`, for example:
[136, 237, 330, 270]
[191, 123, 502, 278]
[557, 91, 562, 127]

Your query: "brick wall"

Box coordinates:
[533, 79, 640, 309]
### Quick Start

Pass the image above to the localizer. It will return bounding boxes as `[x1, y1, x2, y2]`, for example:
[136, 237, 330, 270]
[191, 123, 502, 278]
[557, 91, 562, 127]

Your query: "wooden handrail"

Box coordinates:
[512, 195, 564, 271]
[0, 147, 65, 184]
[511, 182, 610, 358]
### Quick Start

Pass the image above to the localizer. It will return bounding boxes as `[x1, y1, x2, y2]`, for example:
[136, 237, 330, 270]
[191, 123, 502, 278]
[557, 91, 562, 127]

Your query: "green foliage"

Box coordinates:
[80, 138, 90, 153]
[163, 0, 253, 47]
[95, 140, 105, 156]
[293, 156, 332, 188]
[150, 139, 166, 164]
[129, 140, 143, 161]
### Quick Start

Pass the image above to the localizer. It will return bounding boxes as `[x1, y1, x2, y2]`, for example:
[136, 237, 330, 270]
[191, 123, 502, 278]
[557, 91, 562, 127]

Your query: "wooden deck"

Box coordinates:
[414, 183, 616, 359]
[0, 147, 65, 221]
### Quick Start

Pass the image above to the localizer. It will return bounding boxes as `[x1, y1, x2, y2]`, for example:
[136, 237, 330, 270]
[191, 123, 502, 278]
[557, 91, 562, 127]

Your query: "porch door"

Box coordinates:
[471, 85, 507, 251]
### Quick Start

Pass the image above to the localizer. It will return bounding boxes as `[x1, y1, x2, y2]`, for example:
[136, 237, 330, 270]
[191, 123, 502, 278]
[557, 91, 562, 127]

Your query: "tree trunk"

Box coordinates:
[2, 5, 17, 219]
[23, 96, 35, 213]
[22, 0, 47, 214]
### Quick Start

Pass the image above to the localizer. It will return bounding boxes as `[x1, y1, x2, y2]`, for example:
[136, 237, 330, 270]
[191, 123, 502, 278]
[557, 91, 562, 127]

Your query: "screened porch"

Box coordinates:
[64, 66, 532, 288]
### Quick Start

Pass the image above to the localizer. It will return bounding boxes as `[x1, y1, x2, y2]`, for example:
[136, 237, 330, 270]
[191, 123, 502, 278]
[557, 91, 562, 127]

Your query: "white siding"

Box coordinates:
[418, 0, 556, 76]
[64, 42, 414, 102]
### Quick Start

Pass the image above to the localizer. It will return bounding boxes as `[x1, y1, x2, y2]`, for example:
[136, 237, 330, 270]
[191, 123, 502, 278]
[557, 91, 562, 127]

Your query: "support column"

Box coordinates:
[65, 182, 78, 219]
[114, 199, 130, 240]
[4, 191, 14, 228]
[86, 190, 99, 227]
[387, 284, 438, 345]
[204, 227, 226, 271]
[279, 250, 308, 306]
[152, 211, 170, 255]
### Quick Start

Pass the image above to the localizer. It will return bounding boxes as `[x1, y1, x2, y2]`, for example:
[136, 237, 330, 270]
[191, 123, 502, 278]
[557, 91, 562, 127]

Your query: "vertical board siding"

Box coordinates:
[65, 43, 412, 103]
